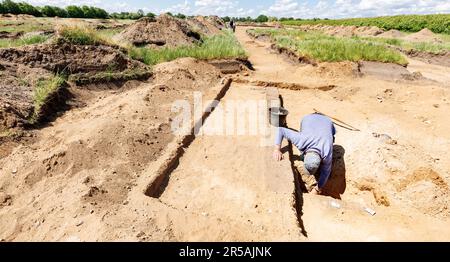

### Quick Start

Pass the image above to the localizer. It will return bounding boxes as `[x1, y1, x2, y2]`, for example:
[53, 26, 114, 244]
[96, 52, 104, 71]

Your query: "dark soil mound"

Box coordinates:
[118, 14, 201, 47]
[0, 31, 23, 39]
[0, 39, 150, 132]
[0, 63, 54, 131]
[0, 39, 146, 74]
[187, 16, 225, 36]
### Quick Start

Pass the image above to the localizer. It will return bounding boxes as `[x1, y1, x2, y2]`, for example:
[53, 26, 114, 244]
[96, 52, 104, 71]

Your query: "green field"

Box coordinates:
[0, 34, 50, 48]
[353, 36, 450, 54]
[281, 14, 450, 34]
[248, 28, 408, 65]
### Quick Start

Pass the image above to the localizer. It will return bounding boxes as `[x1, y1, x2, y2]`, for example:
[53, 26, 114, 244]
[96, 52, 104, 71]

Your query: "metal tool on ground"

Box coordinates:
[313, 108, 360, 131]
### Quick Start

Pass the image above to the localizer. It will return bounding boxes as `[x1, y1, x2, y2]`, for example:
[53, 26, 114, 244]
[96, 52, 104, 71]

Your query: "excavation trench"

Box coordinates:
[276, 94, 308, 236]
[144, 78, 232, 198]
[145, 81, 305, 240]
[233, 78, 336, 91]
[288, 141, 308, 237]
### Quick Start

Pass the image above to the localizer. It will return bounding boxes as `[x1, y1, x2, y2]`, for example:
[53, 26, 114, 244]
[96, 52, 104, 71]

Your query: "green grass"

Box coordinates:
[410, 41, 450, 53]
[0, 34, 50, 48]
[250, 29, 408, 65]
[128, 31, 247, 65]
[97, 28, 123, 39]
[57, 26, 108, 45]
[31, 75, 66, 123]
[0, 19, 53, 33]
[281, 14, 450, 34]
[0, 128, 22, 139]
[440, 34, 450, 42]
[351, 36, 450, 54]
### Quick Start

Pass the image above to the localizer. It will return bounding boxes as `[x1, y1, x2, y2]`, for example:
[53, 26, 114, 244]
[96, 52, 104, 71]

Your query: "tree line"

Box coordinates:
[0, 0, 156, 19]
[0, 0, 324, 23]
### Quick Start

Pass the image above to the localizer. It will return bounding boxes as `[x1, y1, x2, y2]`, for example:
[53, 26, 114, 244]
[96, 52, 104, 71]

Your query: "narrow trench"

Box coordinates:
[145, 81, 308, 237]
[279, 94, 308, 237]
[232, 78, 336, 91]
[288, 142, 308, 237]
[144, 78, 232, 198]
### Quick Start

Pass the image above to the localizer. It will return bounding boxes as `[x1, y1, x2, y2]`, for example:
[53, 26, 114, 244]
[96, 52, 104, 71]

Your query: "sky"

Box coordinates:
[21, 0, 450, 19]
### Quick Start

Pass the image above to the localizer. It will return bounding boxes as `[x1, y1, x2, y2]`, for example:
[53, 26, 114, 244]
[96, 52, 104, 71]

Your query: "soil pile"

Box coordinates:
[187, 16, 224, 36]
[153, 57, 221, 90]
[377, 29, 406, 39]
[0, 14, 34, 19]
[0, 63, 54, 131]
[207, 16, 225, 29]
[0, 40, 145, 74]
[0, 39, 150, 132]
[404, 28, 443, 43]
[298, 24, 384, 37]
[0, 58, 225, 241]
[329, 25, 358, 37]
[354, 26, 384, 37]
[118, 14, 201, 47]
[0, 31, 23, 39]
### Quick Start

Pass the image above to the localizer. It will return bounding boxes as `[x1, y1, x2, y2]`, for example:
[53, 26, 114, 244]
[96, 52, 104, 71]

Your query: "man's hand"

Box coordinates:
[273, 146, 283, 161]
[311, 186, 322, 195]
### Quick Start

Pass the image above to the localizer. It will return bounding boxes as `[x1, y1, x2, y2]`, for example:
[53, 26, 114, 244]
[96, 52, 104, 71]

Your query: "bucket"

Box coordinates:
[269, 107, 289, 127]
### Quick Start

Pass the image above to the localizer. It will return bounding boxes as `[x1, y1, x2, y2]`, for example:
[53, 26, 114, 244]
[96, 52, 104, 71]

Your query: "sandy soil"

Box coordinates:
[234, 26, 450, 240]
[187, 16, 225, 36]
[151, 27, 450, 241]
[1, 25, 449, 242]
[404, 28, 443, 43]
[0, 58, 225, 241]
[294, 24, 445, 44]
[0, 39, 149, 134]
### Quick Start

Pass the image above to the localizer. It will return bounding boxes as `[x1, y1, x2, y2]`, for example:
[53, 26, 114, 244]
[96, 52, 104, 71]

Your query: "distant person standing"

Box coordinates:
[229, 19, 236, 33]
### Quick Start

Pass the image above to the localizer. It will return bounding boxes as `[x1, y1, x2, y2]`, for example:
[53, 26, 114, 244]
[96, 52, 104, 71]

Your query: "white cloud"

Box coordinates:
[163, 0, 191, 14]
[19, 0, 450, 18]
[193, 0, 239, 16]
[263, 0, 450, 19]
[235, 8, 255, 16]
[267, 0, 298, 13]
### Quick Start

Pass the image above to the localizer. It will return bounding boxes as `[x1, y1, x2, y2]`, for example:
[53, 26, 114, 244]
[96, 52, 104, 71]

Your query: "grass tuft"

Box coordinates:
[128, 31, 247, 65]
[57, 26, 107, 45]
[280, 14, 450, 34]
[0, 34, 50, 48]
[353, 36, 450, 54]
[249, 29, 408, 65]
[30, 75, 66, 124]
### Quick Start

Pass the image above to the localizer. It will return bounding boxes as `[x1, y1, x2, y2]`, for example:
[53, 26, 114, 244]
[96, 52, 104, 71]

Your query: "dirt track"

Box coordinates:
[1, 26, 450, 241]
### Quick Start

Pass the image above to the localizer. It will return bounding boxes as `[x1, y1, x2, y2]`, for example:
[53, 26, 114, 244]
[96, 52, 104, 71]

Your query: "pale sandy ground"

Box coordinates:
[234, 27, 450, 241]
[1, 26, 449, 241]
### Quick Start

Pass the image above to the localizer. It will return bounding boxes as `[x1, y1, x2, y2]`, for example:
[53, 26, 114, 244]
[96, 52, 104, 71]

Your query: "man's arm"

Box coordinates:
[275, 127, 301, 146]
[273, 127, 301, 161]
[317, 155, 332, 189]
